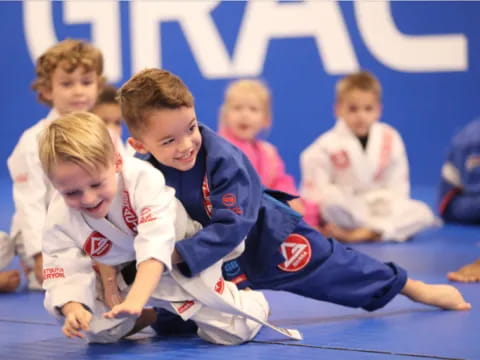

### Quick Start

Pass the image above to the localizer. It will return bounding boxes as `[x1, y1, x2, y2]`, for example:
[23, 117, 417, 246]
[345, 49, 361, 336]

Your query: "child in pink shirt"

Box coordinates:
[218, 79, 318, 224]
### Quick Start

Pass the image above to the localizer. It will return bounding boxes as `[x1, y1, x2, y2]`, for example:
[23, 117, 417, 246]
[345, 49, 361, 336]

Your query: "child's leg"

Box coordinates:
[401, 278, 471, 310]
[239, 220, 408, 311]
[190, 283, 269, 345]
[447, 259, 480, 283]
[12, 232, 43, 290]
[0, 232, 14, 270]
[0, 270, 20, 293]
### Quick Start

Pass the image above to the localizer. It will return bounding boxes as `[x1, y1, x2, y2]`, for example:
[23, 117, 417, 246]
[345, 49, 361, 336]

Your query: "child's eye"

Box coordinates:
[188, 123, 197, 133]
[91, 182, 102, 189]
[61, 81, 72, 87]
[348, 105, 358, 112]
[161, 138, 174, 146]
[64, 190, 80, 197]
[82, 79, 94, 86]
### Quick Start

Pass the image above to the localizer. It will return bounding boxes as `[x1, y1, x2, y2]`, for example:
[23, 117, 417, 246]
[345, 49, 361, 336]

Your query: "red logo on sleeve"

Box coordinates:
[178, 300, 195, 314]
[139, 207, 157, 225]
[278, 234, 311, 272]
[83, 231, 112, 257]
[222, 193, 236, 207]
[43, 267, 65, 280]
[330, 150, 350, 169]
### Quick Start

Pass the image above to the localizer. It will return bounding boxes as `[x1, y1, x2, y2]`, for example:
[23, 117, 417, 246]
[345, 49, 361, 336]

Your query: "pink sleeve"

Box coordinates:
[262, 142, 298, 195]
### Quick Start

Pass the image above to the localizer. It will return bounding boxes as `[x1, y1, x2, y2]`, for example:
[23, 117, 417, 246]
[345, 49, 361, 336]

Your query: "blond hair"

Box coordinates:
[32, 38, 105, 106]
[220, 79, 272, 129]
[335, 71, 382, 103]
[39, 112, 116, 178]
[118, 68, 194, 138]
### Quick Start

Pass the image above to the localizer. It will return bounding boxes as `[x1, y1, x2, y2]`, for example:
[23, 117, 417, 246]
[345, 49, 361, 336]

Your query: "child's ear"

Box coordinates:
[127, 137, 148, 154]
[40, 86, 53, 102]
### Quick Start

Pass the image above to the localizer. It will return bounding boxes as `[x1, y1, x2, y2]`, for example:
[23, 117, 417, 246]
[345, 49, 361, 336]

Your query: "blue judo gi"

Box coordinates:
[439, 119, 480, 224]
[144, 125, 407, 334]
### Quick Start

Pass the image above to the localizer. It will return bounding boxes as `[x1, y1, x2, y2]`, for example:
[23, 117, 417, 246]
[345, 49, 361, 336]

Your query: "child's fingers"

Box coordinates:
[78, 311, 92, 331]
[62, 324, 84, 339]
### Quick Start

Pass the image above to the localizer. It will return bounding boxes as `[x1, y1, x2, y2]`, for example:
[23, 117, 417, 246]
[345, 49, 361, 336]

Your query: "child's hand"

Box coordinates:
[61, 302, 92, 339]
[103, 300, 142, 319]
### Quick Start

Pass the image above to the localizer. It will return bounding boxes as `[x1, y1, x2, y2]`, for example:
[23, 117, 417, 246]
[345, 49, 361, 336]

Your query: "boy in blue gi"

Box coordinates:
[439, 119, 480, 282]
[119, 69, 471, 332]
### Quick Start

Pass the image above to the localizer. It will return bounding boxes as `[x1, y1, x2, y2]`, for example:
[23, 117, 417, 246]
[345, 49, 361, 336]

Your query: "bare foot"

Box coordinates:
[402, 279, 471, 311]
[447, 259, 480, 283]
[0, 270, 21, 293]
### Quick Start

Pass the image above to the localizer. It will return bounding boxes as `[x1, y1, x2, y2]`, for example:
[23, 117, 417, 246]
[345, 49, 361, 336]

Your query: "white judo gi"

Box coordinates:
[6, 110, 58, 283]
[42, 156, 270, 345]
[300, 119, 436, 242]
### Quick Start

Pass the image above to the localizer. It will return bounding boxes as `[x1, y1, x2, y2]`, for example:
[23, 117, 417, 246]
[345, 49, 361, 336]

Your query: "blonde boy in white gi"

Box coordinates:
[7, 39, 104, 289]
[39, 112, 278, 345]
[300, 71, 437, 243]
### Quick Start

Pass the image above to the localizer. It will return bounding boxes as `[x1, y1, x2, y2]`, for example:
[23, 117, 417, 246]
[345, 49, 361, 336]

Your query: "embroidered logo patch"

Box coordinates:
[330, 150, 350, 169]
[83, 231, 112, 257]
[278, 234, 312, 272]
[43, 267, 65, 280]
[139, 207, 157, 225]
[177, 300, 195, 314]
[222, 193, 236, 207]
[214, 277, 225, 294]
[122, 190, 138, 233]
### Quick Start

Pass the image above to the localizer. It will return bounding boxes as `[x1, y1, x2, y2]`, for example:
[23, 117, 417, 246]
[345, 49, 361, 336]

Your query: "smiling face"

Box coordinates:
[222, 91, 269, 141]
[50, 158, 120, 219]
[335, 89, 382, 137]
[129, 106, 202, 171]
[43, 64, 100, 116]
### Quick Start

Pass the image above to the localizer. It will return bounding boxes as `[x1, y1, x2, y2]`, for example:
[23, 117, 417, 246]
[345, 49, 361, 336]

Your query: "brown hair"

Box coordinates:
[95, 84, 118, 106]
[32, 38, 105, 106]
[118, 68, 194, 137]
[38, 112, 116, 178]
[335, 71, 382, 103]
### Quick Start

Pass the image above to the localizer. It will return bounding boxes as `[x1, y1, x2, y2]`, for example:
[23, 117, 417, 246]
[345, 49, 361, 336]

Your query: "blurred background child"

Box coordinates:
[6, 38, 104, 289]
[218, 79, 318, 222]
[438, 118, 480, 282]
[300, 71, 437, 243]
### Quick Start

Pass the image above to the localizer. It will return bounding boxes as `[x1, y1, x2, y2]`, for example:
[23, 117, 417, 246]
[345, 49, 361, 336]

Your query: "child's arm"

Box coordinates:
[104, 258, 164, 318]
[8, 136, 51, 281]
[400, 278, 471, 311]
[95, 261, 122, 309]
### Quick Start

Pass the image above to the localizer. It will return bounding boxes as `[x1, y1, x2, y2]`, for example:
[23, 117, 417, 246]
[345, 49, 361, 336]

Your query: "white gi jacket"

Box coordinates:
[42, 156, 269, 345]
[300, 119, 436, 242]
[7, 110, 58, 259]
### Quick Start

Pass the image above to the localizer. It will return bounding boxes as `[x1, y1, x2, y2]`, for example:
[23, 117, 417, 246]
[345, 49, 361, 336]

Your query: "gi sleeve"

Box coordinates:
[175, 153, 262, 277]
[43, 225, 96, 322]
[8, 140, 51, 258]
[132, 165, 177, 271]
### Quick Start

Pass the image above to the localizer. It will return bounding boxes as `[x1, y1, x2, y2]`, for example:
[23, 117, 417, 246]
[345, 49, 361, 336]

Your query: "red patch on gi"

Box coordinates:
[277, 234, 312, 272]
[222, 193, 236, 207]
[83, 231, 112, 257]
[330, 150, 349, 169]
[139, 207, 157, 224]
[231, 206, 243, 215]
[43, 267, 65, 280]
[214, 277, 225, 294]
[178, 300, 195, 314]
[122, 190, 138, 233]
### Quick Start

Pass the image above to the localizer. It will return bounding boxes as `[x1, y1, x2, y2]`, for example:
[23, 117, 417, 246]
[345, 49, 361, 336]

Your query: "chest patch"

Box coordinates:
[278, 234, 312, 272]
[83, 231, 112, 257]
[330, 150, 350, 169]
